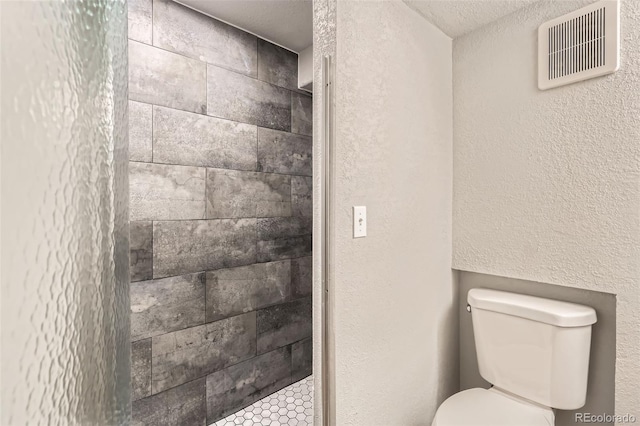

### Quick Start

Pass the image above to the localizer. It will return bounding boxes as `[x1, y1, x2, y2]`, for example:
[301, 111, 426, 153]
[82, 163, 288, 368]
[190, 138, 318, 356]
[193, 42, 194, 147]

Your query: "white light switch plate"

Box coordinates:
[353, 206, 367, 238]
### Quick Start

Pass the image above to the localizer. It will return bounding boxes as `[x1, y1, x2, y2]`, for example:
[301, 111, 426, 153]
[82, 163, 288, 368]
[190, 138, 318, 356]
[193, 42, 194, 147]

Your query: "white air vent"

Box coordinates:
[538, 0, 620, 90]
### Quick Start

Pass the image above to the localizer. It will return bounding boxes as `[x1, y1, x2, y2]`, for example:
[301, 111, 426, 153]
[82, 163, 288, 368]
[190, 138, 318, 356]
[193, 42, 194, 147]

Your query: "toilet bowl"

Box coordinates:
[432, 388, 554, 426]
[432, 288, 596, 426]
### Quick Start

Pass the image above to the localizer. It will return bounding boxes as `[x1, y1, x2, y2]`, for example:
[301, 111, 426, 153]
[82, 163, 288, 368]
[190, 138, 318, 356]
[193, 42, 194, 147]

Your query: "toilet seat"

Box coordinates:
[431, 388, 555, 426]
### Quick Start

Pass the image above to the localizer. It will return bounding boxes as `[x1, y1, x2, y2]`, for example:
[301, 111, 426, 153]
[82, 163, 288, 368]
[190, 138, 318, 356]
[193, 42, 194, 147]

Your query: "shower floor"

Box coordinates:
[211, 375, 313, 426]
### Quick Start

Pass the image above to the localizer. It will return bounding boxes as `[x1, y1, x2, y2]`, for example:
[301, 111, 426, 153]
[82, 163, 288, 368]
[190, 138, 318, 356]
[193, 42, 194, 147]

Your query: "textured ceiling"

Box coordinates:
[178, 0, 537, 50]
[176, 0, 312, 53]
[404, 0, 540, 38]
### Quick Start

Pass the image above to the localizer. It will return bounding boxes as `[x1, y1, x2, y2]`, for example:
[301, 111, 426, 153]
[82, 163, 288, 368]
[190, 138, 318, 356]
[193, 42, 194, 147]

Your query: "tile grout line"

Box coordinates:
[205, 61, 208, 115]
[204, 167, 208, 221]
[203, 262, 208, 417]
[130, 158, 312, 179]
[251, 157, 262, 348]
[256, 37, 259, 82]
[256, 118, 260, 173]
[150, 0, 154, 46]
[150, 217, 154, 398]
[148, 250, 313, 280]
[131, 295, 312, 345]
[254, 308, 259, 360]
[289, 328, 294, 383]
[150, 102, 154, 163]
[131, 98, 312, 140]
[149, 335, 153, 399]
[134, 255, 312, 284]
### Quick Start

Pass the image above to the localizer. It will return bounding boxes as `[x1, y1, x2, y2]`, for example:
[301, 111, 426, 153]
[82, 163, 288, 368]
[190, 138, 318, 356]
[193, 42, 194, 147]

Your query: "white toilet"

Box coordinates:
[432, 288, 597, 426]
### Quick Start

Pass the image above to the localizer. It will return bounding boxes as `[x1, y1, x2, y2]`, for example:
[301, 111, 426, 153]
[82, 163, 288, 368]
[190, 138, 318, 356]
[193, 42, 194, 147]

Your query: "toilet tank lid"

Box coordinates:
[468, 288, 597, 327]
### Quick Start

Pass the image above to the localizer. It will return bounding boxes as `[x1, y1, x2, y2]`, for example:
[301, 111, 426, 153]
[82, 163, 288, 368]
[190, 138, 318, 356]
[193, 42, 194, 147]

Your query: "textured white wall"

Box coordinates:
[453, 0, 640, 416]
[333, 1, 456, 423]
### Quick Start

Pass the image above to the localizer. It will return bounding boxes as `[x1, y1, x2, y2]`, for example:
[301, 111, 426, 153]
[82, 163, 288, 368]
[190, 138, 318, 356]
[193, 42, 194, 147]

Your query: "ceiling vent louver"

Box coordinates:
[538, 0, 620, 90]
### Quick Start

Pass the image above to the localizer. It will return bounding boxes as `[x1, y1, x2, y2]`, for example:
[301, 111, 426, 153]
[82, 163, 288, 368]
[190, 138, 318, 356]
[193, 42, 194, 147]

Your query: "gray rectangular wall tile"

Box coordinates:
[129, 40, 206, 114]
[153, 105, 257, 170]
[206, 169, 291, 219]
[206, 347, 292, 422]
[132, 339, 152, 401]
[291, 256, 312, 299]
[130, 162, 206, 221]
[257, 127, 312, 176]
[257, 217, 312, 262]
[207, 65, 291, 131]
[153, 0, 257, 77]
[257, 235, 312, 263]
[127, 10, 313, 410]
[130, 221, 153, 282]
[291, 176, 312, 217]
[257, 217, 312, 241]
[129, 101, 152, 162]
[132, 378, 206, 426]
[153, 219, 257, 278]
[257, 298, 312, 354]
[257, 39, 298, 91]
[206, 261, 291, 322]
[131, 272, 206, 341]
[152, 312, 256, 393]
[291, 338, 312, 382]
[291, 92, 312, 136]
[128, 0, 152, 44]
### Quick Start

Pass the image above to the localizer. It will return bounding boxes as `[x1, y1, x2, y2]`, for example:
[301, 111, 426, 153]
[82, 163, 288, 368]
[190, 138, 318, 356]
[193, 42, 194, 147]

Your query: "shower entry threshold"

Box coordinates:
[211, 375, 313, 426]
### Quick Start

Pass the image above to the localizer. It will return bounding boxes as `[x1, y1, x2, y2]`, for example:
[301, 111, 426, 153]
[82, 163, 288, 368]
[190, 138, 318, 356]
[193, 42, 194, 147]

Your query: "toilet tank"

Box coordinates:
[468, 288, 597, 410]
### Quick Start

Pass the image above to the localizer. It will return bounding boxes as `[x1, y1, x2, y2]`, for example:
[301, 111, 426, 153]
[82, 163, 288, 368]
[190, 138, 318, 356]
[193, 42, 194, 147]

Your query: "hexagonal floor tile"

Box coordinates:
[211, 375, 313, 426]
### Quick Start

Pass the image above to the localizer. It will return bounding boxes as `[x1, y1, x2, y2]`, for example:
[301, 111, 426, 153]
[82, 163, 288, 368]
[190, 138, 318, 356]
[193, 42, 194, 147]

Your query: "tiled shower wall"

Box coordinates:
[127, 0, 313, 424]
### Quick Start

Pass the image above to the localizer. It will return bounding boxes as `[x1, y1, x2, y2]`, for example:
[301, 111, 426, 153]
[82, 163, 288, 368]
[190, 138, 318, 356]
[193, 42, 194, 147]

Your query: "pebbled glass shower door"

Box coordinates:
[1, 1, 130, 424]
